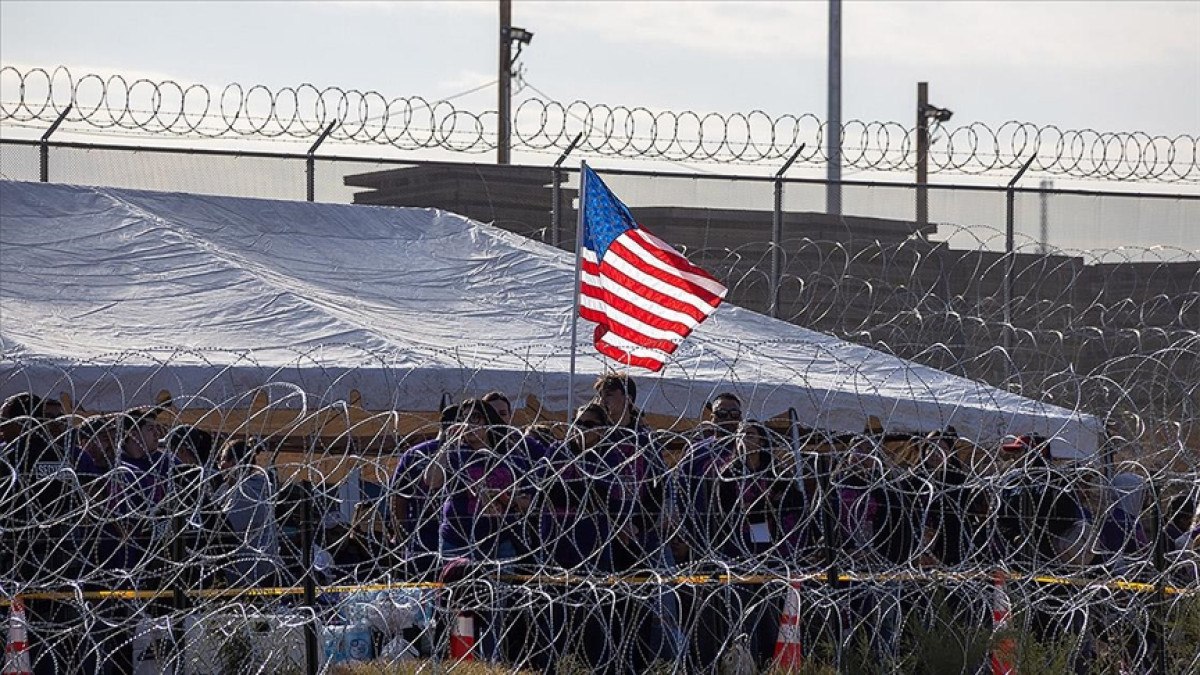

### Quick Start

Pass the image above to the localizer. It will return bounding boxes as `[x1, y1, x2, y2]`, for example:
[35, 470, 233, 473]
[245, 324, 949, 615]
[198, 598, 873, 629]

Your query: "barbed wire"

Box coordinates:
[2, 360, 1198, 673]
[2, 66, 1196, 183]
[2, 227, 1199, 673]
[1, 114, 1198, 673]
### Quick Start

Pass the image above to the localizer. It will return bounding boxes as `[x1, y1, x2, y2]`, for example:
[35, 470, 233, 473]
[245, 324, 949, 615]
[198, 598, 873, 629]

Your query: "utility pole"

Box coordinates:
[916, 82, 929, 229]
[1039, 178, 1052, 254]
[498, 0, 512, 165]
[826, 0, 842, 215]
[916, 82, 952, 230]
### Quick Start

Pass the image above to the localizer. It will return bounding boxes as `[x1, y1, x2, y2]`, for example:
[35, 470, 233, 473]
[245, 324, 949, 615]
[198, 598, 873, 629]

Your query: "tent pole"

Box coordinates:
[567, 161, 587, 418]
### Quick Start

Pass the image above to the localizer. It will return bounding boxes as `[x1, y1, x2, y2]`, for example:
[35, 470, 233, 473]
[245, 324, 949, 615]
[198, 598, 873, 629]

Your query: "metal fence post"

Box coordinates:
[551, 133, 583, 248]
[826, 0, 842, 216]
[301, 481, 319, 675]
[771, 144, 805, 318]
[39, 105, 72, 183]
[1003, 154, 1037, 378]
[171, 511, 187, 611]
[820, 450, 840, 590]
[1151, 479, 1169, 674]
[305, 122, 337, 202]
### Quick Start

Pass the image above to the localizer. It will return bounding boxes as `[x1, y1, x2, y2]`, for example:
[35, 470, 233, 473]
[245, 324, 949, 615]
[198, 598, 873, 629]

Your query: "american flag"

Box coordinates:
[577, 165, 727, 372]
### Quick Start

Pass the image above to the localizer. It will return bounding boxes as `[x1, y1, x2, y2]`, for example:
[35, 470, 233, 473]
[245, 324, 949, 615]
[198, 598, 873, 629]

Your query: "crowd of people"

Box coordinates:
[2, 374, 1199, 674]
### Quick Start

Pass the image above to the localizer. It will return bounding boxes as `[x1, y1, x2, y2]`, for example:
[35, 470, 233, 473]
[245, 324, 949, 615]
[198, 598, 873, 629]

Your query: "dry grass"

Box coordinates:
[330, 660, 538, 675]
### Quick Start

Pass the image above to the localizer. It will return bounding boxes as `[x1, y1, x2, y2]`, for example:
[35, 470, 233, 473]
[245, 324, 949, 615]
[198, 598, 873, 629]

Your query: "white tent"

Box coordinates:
[0, 181, 1102, 456]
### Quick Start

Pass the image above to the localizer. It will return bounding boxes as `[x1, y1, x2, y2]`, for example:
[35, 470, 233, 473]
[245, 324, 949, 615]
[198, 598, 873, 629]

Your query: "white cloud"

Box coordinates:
[314, 0, 493, 17]
[506, 1, 1198, 69]
[438, 70, 494, 94]
[849, 2, 1199, 69]
[1, 62, 188, 87]
[301, 1, 1200, 73]
[523, 1, 825, 59]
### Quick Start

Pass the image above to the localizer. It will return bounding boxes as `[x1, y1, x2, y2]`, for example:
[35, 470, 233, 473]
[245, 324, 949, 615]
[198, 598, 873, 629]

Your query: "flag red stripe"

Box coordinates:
[594, 331, 668, 371]
[577, 167, 725, 372]
[589, 257, 713, 324]
[608, 237, 724, 308]
[580, 284, 686, 352]
[626, 228, 725, 290]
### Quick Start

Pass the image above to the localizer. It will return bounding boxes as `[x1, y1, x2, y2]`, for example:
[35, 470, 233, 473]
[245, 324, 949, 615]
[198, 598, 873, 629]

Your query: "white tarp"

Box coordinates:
[0, 181, 1102, 456]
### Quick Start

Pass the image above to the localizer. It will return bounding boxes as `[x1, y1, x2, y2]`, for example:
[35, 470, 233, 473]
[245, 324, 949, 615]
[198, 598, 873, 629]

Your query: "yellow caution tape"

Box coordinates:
[2, 570, 1191, 606]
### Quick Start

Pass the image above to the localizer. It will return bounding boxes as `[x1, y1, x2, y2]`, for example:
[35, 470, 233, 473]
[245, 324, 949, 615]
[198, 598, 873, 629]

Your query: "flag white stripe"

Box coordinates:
[580, 287, 688, 344]
[596, 330, 674, 363]
[590, 273, 703, 329]
[605, 243, 720, 316]
[625, 229, 729, 298]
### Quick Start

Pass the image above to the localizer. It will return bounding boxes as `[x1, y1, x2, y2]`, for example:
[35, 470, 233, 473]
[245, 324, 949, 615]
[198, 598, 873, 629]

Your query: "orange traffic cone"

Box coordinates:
[3, 596, 32, 675]
[773, 581, 803, 671]
[990, 571, 1015, 675]
[449, 612, 475, 662]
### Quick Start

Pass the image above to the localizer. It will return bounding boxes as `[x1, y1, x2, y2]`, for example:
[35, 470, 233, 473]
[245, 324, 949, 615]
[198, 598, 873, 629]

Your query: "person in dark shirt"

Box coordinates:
[538, 403, 615, 573]
[1165, 495, 1198, 553]
[532, 403, 617, 672]
[390, 404, 456, 580]
[163, 424, 223, 586]
[594, 373, 650, 441]
[1163, 495, 1198, 586]
[326, 501, 390, 582]
[428, 399, 532, 664]
[1, 393, 82, 582]
[995, 434, 1092, 673]
[922, 429, 978, 567]
[995, 435, 1087, 571]
[713, 421, 806, 670]
[673, 392, 744, 565]
[1, 393, 92, 675]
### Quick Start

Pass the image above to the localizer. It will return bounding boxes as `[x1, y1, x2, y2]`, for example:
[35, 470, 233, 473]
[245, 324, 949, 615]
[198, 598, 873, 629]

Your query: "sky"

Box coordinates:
[2, 2, 1196, 132]
[1, 1, 1198, 197]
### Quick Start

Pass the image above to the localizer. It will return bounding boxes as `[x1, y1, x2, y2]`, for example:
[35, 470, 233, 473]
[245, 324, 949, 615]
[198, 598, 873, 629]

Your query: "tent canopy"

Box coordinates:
[0, 181, 1101, 457]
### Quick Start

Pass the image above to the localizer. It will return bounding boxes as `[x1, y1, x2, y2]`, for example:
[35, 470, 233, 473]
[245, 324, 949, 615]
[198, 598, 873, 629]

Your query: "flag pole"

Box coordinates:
[567, 160, 587, 419]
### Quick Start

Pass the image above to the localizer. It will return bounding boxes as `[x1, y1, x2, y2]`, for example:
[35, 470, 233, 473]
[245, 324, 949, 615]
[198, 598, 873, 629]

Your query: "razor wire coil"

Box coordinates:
[2, 231, 1199, 673]
[2, 66, 1197, 183]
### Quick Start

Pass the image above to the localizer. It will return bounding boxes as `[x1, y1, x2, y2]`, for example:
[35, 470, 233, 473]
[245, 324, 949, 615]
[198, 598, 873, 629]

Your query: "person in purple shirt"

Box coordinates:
[428, 399, 532, 562]
[75, 409, 174, 675]
[589, 391, 678, 672]
[427, 399, 531, 664]
[672, 392, 744, 565]
[1097, 472, 1151, 575]
[713, 421, 807, 563]
[390, 404, 457, 580]
[532, 403, 617, 672]
[75, 409, 175, 579]
[711, 421, 806, 669]
[537, 402, 615, 573]
[483, 389, 556, 466]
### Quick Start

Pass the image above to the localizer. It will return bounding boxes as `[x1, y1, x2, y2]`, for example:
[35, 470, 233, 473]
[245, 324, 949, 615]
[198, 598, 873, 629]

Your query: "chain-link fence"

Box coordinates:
[1, 138, 1198, 674]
